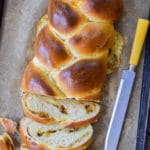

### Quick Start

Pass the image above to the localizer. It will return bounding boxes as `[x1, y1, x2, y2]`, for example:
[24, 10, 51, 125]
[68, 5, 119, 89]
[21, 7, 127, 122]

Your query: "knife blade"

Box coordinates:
[105, 19, 149, 150]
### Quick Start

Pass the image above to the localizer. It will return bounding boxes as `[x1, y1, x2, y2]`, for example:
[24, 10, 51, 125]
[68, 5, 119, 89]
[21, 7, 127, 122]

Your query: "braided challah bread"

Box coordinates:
[21, 0, 124, 101]
[20, 0, 124, 149]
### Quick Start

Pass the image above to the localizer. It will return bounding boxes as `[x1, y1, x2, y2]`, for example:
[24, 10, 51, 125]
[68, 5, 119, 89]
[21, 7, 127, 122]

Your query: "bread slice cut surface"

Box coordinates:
[20, 117, 93, 150]
[22, 93, 100, 128]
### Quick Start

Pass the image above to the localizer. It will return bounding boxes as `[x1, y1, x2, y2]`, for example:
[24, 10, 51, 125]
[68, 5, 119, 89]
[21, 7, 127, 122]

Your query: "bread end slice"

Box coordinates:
[0, 133, 15, 150]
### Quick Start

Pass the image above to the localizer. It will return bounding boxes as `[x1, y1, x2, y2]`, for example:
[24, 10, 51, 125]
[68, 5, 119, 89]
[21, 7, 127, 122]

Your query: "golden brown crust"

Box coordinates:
[20, 120, 93, 150]
[55, 51, 108, 100]
[35, 26, 72, 69]
[26, 138, 93, 150]
[48, 0, 86, 35]
[22, 50, 109, 101]
[5, 134, 15, 150]
[21, 62, 55, 96]
[0, 140, 8, 150]
[36, 14, 48, 36]
[64, 113, 99, 128]
[0, 133, 15, 150]
[21, 61, 64, 98]
[21, 0, 124, 101]
[79, 0, 123, 22]
[20, 125, 28, 148]
[67, 23, 115, 56]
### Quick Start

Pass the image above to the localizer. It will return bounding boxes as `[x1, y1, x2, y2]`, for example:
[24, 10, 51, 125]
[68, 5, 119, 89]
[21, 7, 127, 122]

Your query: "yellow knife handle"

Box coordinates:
[129, 19, 149, 66]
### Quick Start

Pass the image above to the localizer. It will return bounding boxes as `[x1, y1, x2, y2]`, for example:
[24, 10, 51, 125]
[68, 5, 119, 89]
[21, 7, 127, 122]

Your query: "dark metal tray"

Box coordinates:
[136, 11, 150, 150]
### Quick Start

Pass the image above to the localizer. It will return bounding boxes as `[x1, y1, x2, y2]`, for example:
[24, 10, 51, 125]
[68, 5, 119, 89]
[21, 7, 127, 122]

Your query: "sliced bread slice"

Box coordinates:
[20, 117, 93, 150]
[0, 133, 15, 150]
[22, 93, 100, 128]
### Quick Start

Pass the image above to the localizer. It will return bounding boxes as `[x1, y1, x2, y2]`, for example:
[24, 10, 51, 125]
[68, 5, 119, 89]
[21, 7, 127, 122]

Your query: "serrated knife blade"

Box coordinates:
[105, 19, 149, 150]
[105, 69, 135, 150]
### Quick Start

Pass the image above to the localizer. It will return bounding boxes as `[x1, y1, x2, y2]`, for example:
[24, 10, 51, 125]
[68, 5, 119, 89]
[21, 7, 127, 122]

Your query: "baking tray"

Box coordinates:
[0, 0, 149, 149]
[136, 12, 150, 150]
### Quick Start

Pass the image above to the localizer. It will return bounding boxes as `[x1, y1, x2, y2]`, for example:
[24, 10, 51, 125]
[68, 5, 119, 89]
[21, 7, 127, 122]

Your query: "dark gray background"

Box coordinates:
[0, 0, 149, 149]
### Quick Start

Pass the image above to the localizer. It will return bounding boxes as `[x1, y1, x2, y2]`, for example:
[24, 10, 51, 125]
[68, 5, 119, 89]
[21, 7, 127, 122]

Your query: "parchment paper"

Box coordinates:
[0, 0, 149, 149]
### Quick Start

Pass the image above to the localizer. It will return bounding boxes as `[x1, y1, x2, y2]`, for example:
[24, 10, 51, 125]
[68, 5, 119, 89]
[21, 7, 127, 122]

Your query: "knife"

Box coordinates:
[105, 19, 150, 150]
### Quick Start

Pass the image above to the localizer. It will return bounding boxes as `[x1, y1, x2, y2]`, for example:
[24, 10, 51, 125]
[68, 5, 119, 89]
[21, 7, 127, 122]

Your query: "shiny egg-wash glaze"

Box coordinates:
[21, 0, 123, 101]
